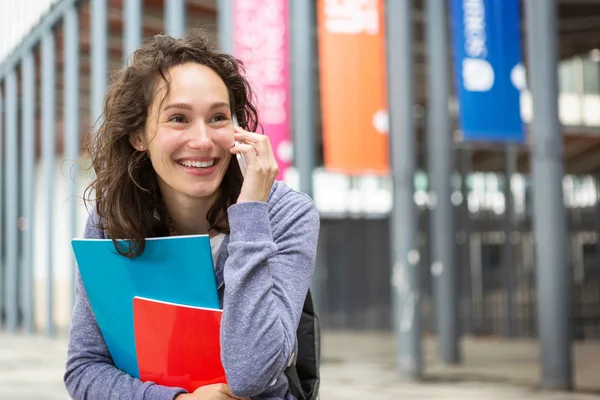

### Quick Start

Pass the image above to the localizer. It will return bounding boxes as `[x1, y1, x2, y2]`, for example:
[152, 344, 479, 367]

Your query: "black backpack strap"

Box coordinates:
[285, 289, 320, 400]
[285, 360, 306, 400]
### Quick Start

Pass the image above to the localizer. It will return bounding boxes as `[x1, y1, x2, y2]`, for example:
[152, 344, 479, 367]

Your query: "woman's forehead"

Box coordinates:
[152, 63, 230, 110]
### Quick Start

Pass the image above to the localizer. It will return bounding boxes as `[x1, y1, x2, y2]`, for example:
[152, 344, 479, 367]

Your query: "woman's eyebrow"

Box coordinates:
[163, 102, 230, 112]
[209, 102, 230, 111]
[163, 103, 193, 111]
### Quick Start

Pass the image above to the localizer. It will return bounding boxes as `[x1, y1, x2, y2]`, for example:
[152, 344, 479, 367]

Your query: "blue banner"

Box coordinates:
[449, 0, 524, 143]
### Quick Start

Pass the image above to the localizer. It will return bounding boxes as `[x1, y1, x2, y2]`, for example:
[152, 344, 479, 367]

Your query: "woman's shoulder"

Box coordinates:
[266, 181, 319, 231]
[267, 181, 316, 211]
[83, 208, 107, 239]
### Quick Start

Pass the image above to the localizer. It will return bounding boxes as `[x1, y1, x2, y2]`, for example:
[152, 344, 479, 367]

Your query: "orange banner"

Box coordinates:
[317, 0, 389, 175]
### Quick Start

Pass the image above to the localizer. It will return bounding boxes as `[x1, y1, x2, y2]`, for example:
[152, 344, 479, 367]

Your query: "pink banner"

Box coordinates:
[233, 0, 291, 181]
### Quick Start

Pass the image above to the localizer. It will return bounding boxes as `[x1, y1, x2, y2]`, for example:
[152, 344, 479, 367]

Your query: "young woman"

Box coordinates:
[64, 29, 319, 400]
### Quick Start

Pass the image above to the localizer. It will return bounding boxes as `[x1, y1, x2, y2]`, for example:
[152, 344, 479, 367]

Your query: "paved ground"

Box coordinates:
[1, 330, 599, 399]
[319, 332, 600, 399]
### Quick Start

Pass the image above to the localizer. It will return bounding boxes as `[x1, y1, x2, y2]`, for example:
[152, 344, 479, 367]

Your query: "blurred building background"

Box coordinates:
[1, 0, 600, 396]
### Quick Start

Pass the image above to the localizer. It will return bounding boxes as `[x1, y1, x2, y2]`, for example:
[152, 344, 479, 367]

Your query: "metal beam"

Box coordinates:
[64, 4, 80, 309]
[564, 137, 600, 161]
[291, 0, 317, 306]
[123, 0, 143, 65]
[503, 146, 517, 338]
[4, 69, 18, 333]
[458, 148, 472, 335]
[386, 0, 422, 379]
[42, 30, 57, 337]
[566, 141, 600, 173]
[216, 0, 233, 53]
[596, 178, 600, 278]
[525, 0, 573, 390]
[165, 0, 186, 38]
[426, 0, 459, 364]
[291, 0, 315, 198]
[21, 51, 36, 334]
[0, 81, 3, 328]
[91, 0, 107, 125]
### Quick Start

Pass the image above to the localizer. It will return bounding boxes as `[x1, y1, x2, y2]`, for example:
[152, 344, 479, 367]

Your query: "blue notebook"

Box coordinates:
[71, 235, 221, 379]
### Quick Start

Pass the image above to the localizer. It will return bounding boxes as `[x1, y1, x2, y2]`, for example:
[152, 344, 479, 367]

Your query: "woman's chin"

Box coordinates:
[181, 183, 221, 200]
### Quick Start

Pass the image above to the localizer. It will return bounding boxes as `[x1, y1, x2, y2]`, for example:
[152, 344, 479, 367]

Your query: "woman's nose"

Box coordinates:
[188, 123, 214, 150]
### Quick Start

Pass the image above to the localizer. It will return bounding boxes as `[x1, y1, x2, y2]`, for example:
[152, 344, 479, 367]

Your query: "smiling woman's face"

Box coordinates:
[131, 62, 235, 203]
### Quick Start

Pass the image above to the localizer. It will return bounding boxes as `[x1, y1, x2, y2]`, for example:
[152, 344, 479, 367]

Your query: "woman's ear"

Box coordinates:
[129, 134, 145, 151]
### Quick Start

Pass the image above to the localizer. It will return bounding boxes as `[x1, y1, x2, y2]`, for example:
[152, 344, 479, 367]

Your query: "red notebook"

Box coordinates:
[133, 296, 227, 392]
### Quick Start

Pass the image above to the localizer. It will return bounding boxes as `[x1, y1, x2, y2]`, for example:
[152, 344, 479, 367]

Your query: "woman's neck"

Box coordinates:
[160, 189, 217, 237]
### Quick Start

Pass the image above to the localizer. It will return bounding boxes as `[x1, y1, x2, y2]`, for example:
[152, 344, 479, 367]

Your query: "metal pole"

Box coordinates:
[459, 148, 472, 335]
[425, 0, 459, 364]
[123, 0, 142, 66]
[91, 0, 107, 125]
[42, 31, 57, 337]
[596, 178, 600, 280]
[21, 51, 35, 334]
[386, 0, 422, 379]
[524, 0, 572, 390]
[470, 231, 484, 332]
[4, 69, 18, 333]
[0, 80, 3, 328]
[291, 0, 314, 198]
[503, 146, 517, 337]
[165, 0, 186, 38]
[217, 0, 233, 53]
[290, 0, 317, 306]
[64, 5, 80, 309]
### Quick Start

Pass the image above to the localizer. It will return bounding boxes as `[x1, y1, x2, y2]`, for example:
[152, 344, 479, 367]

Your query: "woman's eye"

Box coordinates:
[210, 114, 229, 123]
[168, 115, 187, 123]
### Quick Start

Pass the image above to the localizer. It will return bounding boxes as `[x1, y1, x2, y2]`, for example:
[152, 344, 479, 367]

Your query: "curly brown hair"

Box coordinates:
[83, 29, 259, 258]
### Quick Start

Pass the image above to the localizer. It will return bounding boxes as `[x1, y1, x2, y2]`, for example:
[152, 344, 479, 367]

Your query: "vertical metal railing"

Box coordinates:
[42, 30, 57, 337]
[4, 69, 18, 333]
[64, 5, 80, 309]
[91, 0, 107, 126]
[124, 0, 143, 65]
[0, 0, 197, 336]
[0, 79, 4, 330]
[20, 51, 35, 334]
[217, 0, 233, 53]
[165, 0, 186, 38]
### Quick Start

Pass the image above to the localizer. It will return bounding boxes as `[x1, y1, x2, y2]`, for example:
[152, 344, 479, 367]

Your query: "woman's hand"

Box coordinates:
[230, 126, 279, 204]
[175, 383, 250, 399]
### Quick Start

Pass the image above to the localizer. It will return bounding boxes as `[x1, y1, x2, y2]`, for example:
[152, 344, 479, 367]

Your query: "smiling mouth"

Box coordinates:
[178, 159, 216, 169]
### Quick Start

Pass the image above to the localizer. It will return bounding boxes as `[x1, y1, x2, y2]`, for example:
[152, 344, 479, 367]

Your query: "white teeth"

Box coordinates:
[179, 159, 215, 168]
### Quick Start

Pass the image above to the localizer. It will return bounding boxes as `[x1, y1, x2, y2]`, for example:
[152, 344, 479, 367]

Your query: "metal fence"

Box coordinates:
[316, 201, 600, 340]
[0, 0, 209, 336]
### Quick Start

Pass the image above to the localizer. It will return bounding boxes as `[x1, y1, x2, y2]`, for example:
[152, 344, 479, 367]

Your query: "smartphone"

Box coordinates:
[232, 115, 247, 177]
